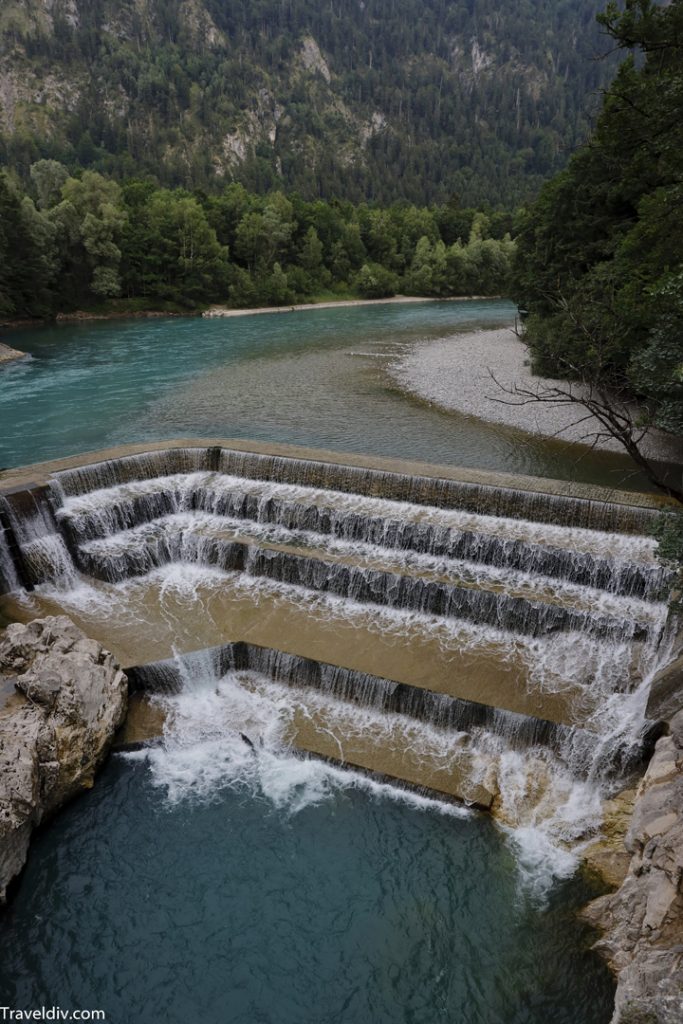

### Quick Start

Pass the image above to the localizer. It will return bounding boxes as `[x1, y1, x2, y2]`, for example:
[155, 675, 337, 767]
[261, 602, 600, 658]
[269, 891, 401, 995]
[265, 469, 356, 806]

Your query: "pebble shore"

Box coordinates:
[392, 327, 683, 461]
[202, 295, 496, 318]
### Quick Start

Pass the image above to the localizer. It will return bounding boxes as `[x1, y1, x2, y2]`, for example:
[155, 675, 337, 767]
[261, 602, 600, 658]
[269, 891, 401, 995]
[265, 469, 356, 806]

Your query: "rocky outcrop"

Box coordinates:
[582, 787, 637, 890]
[0, 342, 26, 365]
[0, 616, 127, 902]
[583, 710, 683, 1023]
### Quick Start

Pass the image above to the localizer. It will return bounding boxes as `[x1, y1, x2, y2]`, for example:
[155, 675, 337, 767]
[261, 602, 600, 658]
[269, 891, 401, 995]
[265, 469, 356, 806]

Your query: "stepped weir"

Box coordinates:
[0, 440, 678, 833]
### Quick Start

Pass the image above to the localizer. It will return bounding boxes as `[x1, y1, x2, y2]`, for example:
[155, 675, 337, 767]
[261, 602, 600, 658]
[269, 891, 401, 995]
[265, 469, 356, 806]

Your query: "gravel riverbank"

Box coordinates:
[391, 327, 683, 462]
[203, 295, 495, 318]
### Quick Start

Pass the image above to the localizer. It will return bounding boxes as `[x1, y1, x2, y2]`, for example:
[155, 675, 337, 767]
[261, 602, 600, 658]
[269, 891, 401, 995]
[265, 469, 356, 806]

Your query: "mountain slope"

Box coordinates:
[0, 0, 615, 205]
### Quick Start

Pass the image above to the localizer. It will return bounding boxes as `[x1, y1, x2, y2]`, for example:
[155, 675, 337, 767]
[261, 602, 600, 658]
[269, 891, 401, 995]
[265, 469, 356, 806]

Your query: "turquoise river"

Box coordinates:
[0, 299, 663, 489]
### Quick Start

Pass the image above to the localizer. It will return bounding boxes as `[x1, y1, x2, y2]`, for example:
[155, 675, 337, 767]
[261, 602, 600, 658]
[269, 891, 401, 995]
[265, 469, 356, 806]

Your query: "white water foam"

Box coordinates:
[0, 527, 20, 593]
[76, 508, 667, 625]
[132, 671, 474, 817]
[55, 470, 660, 563]
[8, 467, 672, 895]
[28, 557, 668, 707]
[125, 665, 607, 895]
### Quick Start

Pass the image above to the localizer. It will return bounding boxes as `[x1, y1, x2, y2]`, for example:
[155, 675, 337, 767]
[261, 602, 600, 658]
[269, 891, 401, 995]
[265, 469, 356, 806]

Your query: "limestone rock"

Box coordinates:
[0, 343, 26, 364]
[583, 709, 683, 1023]
[583, 787, 637, 890]
[0, 616, 127, 902]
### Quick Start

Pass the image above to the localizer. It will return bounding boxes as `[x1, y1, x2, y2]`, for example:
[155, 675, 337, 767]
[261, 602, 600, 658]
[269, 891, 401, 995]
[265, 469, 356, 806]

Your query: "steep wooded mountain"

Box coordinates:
[0, 0, 614, 206]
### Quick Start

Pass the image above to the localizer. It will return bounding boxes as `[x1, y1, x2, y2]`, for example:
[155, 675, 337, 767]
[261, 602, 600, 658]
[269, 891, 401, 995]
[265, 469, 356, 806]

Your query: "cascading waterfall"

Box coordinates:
[0, 445, 676, 883]
[125, 644, 616, 889]
[65, 527, 655, 644]
[0, 522, 19, 595]
[0, 489, 77, 591]
[58, 480, 670, 599]
[51, 446, 661, 532]
[127, 641, 578, 755]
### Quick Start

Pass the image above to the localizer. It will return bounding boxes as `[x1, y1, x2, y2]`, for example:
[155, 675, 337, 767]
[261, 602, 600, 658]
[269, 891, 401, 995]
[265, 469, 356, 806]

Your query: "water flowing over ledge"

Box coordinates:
[0, 441, 677, 856]
[1, 439, 682, 1022]
[1, 438, 675, 526]
[125, 639, 592, 793]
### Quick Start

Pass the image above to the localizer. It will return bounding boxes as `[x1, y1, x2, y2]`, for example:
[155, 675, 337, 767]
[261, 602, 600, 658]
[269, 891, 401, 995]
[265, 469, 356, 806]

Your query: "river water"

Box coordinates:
[0, 755, 614, 1024]
[0, 299, 661, 489]
[0, 301, 633, 1021]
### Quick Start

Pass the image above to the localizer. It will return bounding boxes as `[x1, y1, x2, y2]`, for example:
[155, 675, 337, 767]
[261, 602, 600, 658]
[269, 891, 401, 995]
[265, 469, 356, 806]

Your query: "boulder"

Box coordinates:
[0, 616, 127, 902]
[0, 342, 26, 365]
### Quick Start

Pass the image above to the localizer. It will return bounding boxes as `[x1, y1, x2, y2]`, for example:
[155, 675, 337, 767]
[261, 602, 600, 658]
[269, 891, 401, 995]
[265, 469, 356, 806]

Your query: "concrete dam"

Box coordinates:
[0, 440, 677, 841]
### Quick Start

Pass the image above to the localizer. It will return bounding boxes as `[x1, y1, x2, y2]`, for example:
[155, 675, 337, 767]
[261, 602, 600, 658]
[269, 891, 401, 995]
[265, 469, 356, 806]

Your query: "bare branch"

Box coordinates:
[484, 312, 683, 503]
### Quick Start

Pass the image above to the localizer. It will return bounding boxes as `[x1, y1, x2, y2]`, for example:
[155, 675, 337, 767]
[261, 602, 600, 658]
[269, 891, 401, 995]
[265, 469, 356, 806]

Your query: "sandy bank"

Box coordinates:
[0, 295, 498, 331]
[391, 327, 683, 462]
[0, 342, 27, 365]
[203, 295, 496, 318]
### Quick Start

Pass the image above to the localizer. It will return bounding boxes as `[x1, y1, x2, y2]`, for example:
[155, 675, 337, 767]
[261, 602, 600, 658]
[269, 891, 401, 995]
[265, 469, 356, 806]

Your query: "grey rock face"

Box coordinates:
[584, 709, 683, 1023]
[0, 616, 127, 902]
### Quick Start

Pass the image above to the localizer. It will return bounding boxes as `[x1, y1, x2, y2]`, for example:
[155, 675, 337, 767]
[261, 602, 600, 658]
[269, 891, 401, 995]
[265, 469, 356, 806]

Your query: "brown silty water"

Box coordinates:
[0, 442, 676, 814]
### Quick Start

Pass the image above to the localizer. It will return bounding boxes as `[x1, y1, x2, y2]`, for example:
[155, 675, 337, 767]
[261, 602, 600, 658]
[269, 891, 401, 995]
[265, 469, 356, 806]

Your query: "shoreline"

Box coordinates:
[391, 326, 683, 462]
[0, 309, 199, 332]
[203, 295, 499, 318]
[0, 294, 503, 333]
[54, 309, 196, 324]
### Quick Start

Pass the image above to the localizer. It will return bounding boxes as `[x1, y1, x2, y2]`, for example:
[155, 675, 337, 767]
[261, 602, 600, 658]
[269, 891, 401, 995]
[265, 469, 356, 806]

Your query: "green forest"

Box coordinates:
[513, 0, 683, 489]
[0, 0, 613, 207]
[0, 169, 515, 318]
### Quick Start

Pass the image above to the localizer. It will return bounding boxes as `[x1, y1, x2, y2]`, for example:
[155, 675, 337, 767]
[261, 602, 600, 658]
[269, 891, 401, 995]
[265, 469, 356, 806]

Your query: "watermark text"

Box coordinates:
[1, 1010, 105, 1021]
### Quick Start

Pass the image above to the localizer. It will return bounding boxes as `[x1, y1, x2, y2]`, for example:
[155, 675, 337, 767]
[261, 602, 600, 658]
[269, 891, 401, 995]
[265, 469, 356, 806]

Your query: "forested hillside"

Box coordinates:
[0, 0, 613, 206]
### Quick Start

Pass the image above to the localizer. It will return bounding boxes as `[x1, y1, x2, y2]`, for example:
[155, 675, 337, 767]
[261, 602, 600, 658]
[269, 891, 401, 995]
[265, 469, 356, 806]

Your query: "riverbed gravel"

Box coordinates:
[391, 327, 683, 462]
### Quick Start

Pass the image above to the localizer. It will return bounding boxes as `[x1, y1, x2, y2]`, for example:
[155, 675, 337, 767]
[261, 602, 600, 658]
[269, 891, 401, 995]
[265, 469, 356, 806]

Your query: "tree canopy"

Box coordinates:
[513, 0, 683, 444]
[0, 168, 515, 317]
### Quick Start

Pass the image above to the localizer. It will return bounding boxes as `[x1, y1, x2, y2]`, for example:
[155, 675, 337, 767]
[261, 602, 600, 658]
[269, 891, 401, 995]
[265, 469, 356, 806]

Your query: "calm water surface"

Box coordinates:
[0, 758, 614, 1024]
[0, 300, 657, 488]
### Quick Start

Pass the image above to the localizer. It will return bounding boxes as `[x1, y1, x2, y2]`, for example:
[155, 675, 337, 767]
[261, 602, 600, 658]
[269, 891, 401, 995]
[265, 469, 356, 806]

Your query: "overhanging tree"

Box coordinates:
[512, 0, 683, 500]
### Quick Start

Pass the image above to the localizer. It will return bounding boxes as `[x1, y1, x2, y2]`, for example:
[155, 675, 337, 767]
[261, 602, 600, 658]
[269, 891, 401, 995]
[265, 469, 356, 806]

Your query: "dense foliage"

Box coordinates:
[0, 167, 515, 317]
[0, 0, 613, 206]
[513, 0, 683, 440]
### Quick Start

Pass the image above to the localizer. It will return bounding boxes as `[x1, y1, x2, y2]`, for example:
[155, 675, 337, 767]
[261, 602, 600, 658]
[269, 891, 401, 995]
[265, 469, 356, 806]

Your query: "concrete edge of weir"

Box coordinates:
[0, 436, 677, 512]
